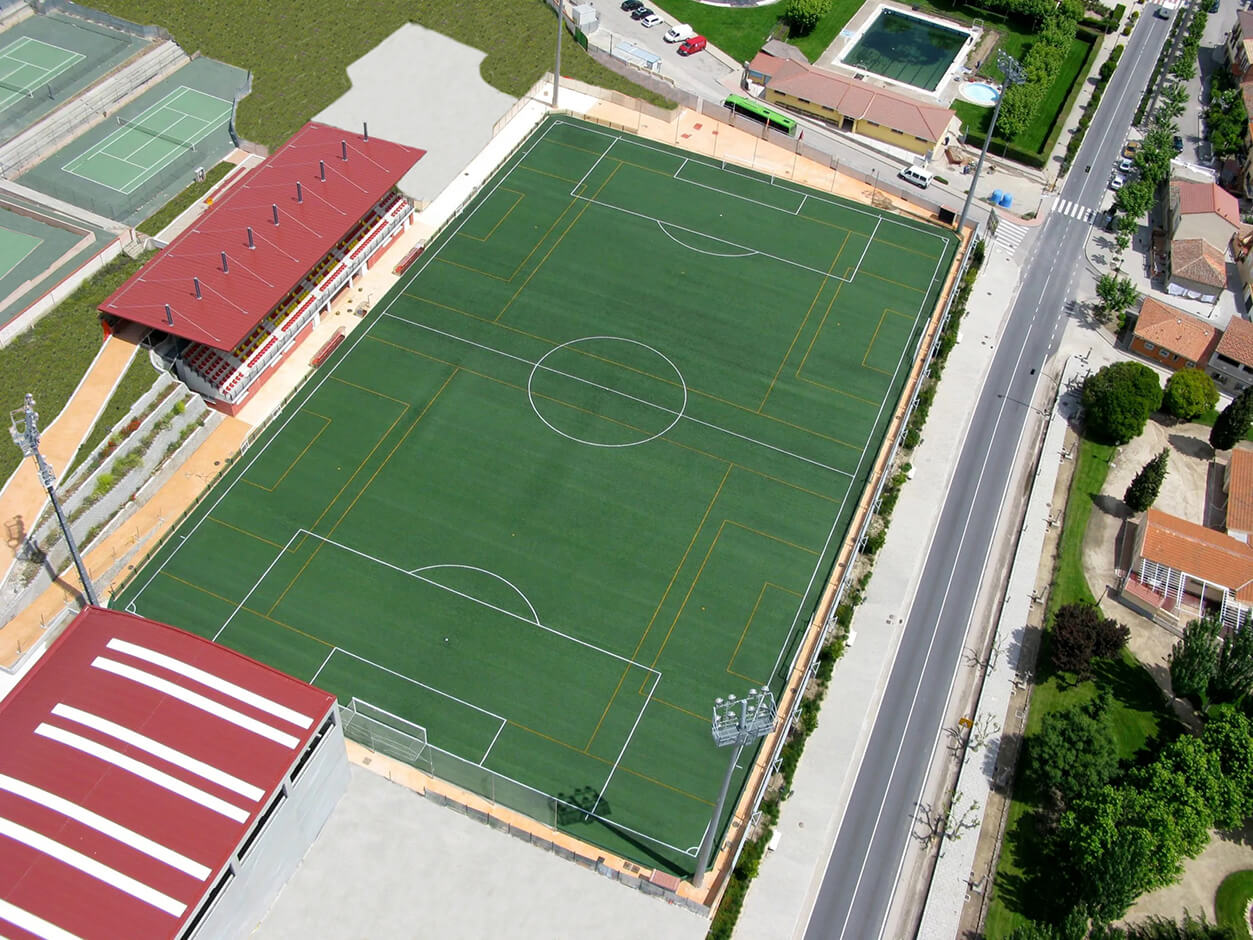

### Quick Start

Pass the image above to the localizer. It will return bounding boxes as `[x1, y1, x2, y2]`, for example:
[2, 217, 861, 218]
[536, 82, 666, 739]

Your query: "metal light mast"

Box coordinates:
[957, 50, 1026, 234]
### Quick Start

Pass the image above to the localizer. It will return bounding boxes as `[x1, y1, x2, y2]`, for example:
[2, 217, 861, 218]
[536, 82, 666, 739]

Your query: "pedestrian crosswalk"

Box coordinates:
[1052, 198, 1096, 223]
[993, 216, 1029, 253]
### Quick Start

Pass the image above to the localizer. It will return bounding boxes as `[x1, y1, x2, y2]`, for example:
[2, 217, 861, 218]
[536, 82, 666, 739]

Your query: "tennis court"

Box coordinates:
[116, 117, 958, 874]
[63, 86, 232, 195]
[0, 36, 84, 111]
[0, 225, 41, 280]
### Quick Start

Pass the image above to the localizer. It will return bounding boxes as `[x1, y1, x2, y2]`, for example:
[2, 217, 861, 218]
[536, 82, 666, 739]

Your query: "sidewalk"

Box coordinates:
[0, 329, 138, 575]
[735, 246, 1025, 937]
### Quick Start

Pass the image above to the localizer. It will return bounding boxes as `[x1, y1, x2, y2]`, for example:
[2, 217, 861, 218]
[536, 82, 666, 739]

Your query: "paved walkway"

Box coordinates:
[0, 330, 138, 575]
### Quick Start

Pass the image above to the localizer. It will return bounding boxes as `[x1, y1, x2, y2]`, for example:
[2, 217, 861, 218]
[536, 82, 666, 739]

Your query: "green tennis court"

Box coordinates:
[0, 225, 42, 280]
[843, 8, 970, 92]
[117, 117, 958, 874]
[63, 86, 232, 195]
[0, 36, 83, 111]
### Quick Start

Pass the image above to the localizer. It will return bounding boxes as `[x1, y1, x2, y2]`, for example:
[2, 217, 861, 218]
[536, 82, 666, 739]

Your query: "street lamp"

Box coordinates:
[957, 50, 1026, 234]
[9, 394, 98, 606]
[692, 687, 777, 888]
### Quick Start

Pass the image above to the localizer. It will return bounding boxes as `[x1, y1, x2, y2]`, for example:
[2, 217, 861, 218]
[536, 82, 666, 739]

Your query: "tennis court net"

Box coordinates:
[0, 78, 33, 99]
[116, 115, 195, 151]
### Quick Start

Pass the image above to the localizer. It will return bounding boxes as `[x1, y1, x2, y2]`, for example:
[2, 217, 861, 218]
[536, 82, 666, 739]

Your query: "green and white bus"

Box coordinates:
[723, 94, 798, 136]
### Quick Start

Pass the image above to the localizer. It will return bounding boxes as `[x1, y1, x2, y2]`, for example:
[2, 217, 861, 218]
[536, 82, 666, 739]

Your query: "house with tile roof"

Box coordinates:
[746, 52, 960, 159]
[1122, 507, 1253, 631]
[1130, 297, 1221, 371]
[1165, 180, 1238, 301]
[1226, 444, 1253, 542]
[1208, 315, 1253, 392]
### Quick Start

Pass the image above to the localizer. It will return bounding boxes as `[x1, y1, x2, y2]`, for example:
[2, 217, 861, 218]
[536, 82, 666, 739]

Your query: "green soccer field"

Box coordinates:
[116, 117, 958, 874]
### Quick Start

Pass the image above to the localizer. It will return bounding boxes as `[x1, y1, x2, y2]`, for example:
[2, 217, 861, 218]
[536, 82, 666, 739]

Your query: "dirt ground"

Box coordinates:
[1078, 416, 1253, 923]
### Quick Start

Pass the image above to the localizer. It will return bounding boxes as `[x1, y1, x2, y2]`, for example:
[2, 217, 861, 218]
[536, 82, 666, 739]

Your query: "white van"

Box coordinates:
[664, 23, 695, 42]
[898, 166, 934, 189]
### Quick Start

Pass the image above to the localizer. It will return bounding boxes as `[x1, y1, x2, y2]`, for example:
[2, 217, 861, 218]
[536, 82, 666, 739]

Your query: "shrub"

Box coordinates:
[1081, 361, 1162, 444]
[783, 0, 830, 35]
[1162, 368, 1218, 421]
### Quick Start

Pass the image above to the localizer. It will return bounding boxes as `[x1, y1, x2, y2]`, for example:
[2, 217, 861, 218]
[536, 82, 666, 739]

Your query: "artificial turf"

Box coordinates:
[116, 117, 958, 873]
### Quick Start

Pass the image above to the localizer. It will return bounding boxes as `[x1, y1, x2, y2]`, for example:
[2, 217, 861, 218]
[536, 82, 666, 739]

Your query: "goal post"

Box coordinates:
[339, 696, 434, 773]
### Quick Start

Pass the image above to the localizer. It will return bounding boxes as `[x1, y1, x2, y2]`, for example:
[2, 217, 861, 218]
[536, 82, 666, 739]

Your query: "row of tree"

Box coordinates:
[998, 10, 1082, 140]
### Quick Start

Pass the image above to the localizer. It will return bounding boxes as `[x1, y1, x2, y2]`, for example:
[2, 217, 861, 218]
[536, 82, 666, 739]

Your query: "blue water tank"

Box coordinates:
[991, 189, 1003, 203]
[999, 192, 1013, 208]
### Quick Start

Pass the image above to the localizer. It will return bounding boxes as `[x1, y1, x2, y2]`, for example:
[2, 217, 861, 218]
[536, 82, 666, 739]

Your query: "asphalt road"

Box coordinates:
[801, 10, 1175, 939]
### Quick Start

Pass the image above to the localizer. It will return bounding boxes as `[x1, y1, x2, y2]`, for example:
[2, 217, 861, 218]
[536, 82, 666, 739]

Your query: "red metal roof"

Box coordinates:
[0, 606, 335, 940]
[100, 122, 424, 350]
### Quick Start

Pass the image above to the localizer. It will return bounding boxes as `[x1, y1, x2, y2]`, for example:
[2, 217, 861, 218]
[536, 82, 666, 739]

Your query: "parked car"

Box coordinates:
[1118, 157, 1134, 173]
[678, 35, 707, 55]
[620, 0, 642, 9]
[1209, 0, 1220, 12]
[641, 13, 662, 26]
[631, 6, 652, 18]
[1122, 140, 1141, 159]
[1110, 173, 1126, 191]
[664, 23, 695, 42]
[1172, 134, 1184, 152]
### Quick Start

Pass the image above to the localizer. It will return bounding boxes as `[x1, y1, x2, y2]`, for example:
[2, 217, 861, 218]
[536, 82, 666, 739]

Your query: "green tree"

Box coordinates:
[1082, 361, 1163, 444]
[1051, 602, 1131, 679]
[1115, 178, 1154, 219]
[1213, 626, 1253, 704]
[1135, 126, 1176, 184]
[1170, 614, 1223, 702]
[1054, 785, 1159, 922]
[1170, 55, 1197, 82]
[1097, 272, 1140, 315]
[1157, 82, 1189, 122]
[783, 0, 830, 33]
[1210, 386, 1253, 450]
[1026, 693, 1119, 804]
[1207, 77, 1249, 159]
[1124, 448, 1169, 512]
[1162, 368, 1218, 420]
[1200, 706, 1253, 826]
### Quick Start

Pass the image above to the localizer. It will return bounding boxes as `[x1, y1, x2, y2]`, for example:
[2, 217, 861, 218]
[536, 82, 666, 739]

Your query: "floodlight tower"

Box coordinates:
[9, 394, 97, 606]
[957, 50, 1026, 234]
[692, 687, 777, 888]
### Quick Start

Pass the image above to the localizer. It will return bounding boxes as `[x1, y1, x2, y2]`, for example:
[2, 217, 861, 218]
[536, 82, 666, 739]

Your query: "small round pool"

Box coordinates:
[959, 81, 1000, 106]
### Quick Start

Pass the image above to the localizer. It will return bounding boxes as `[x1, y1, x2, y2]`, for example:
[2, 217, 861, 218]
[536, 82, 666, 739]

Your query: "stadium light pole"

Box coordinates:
[553, 0, 564, 109]
[9, 394, 98, 607]
[957, 50, 1025, 235]
[692, 687, 777, 888]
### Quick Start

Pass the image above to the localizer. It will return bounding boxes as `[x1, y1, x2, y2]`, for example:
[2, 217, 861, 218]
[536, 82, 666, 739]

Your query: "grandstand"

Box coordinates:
[98, 122, 424, 414]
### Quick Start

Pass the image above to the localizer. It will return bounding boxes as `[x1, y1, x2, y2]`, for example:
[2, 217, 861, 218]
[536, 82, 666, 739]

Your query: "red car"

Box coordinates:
[678, 35, 706, 55]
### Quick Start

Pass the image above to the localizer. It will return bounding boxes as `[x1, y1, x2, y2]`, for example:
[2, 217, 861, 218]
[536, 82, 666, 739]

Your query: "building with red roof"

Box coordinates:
[0, 606, 346, 939]
[1130, 296, 1221, 371]
[1209, 315, 1253, 393]
[100, 122, 424, 414]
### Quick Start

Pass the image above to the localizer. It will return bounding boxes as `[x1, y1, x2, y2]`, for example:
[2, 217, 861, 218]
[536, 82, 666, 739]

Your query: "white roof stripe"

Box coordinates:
[0, 896, 83, 940]
[52, 704, 265, 803]
[0, 772, 212, 881]
[34, 724, 249, 823]
[91, 657, 300, 749]
[0, 815, 186, 917]
[106, 638, 315, 729]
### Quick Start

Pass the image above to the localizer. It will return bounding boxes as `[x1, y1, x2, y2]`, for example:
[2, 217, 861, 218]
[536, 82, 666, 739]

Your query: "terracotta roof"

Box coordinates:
[749, 54, 955, 141]
[1134, 296, 1221, 363]
[1171, 237, 1228, 289]
[1217, 315, 1253, 366]
[1239, 9, 1253, 38]
[1140, 508, 1253, 602]
[1173, 179, 1241, 228]
[99, 122, 424, 350]
[1229, 444, 1253, 535]
[759, 40, 809, 63]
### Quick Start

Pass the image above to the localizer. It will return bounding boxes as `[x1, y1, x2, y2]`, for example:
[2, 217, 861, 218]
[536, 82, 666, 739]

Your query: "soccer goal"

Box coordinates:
[339, 696, 435, 773]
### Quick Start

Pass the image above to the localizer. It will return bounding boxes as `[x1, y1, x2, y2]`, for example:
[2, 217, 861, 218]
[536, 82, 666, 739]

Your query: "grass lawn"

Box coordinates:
[640, 0, 783, 63]
[66, 350, 158, 478]
[983, 435, 1171, 937]
[957, 33, 1097, 161]
[1216, 870, 1253, 940]
[136, 162, 233, 237]
[0, 253, 153, 490]
[92, 1, 674, 148]
[1193, 408, 1253, 443]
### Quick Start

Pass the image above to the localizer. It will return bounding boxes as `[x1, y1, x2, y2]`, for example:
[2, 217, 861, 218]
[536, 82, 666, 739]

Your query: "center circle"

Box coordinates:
[527, 336, 688, 448]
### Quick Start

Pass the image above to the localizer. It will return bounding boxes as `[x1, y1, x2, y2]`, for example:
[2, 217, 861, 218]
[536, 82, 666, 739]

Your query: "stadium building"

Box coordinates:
[98, 122, 425, 415]
[0, 606, 346, 939]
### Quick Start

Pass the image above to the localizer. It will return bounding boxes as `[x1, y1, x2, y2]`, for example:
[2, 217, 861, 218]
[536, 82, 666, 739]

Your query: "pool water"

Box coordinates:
[841, 8, 970, 93]
[959, 81, 1000, 106]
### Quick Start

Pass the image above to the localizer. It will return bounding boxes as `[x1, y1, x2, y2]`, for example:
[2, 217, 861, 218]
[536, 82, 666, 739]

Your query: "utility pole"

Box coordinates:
[553, 0, 564, 109]
[9, 394, 98, 606]
[957, 50, 1026, 234]
[692, 687, 777, 888]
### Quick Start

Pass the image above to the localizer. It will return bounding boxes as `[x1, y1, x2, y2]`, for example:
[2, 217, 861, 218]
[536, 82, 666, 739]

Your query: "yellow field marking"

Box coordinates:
[158, 572, 333, 650]
[459, 188, 526, 242]
[585, 465, 733, 752]
[619, 765, 714, 806]
[433, 256, 513, 282]
[327, 375, 410, 406]
[858, 269, 926, 294]
[727, 582, 802, 682]
[206, 515, 288, 549]
[514, 164, 580, 184]
[654, 697, 710, 724]
[758, 234, 848, 413]
[495, 161, 623, 323]
[726, 520, 819, 557]
[242, 411, 331, 492]
[856, 234, 939, 260]
[861, 309, 894, 376]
